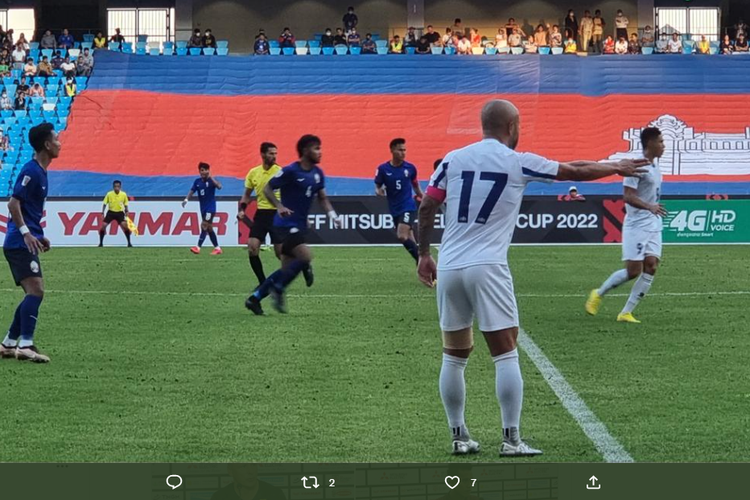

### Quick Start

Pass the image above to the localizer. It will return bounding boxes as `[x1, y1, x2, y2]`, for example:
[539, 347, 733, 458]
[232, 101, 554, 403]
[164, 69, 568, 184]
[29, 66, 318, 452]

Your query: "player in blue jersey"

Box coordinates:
[0, 123, 60, 363]
[374, 138, 425, 262]
[245, 135, 341, 315]
[182, 162, 223, 255]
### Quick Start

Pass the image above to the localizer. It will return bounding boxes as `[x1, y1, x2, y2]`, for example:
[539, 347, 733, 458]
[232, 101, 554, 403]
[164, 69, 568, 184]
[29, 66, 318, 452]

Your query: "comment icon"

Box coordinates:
[166, 475, 183, 490]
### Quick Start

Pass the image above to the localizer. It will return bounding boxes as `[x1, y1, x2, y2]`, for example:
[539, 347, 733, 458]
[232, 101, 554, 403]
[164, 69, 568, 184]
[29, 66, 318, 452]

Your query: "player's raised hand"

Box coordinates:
[23, 234, 44, 255]
[40, 237, 51, 252]
[278, 206, 294, 218]
[417, 255, 438, 288]
[650, 203, 668, 217]
[615, 158, 651, 177]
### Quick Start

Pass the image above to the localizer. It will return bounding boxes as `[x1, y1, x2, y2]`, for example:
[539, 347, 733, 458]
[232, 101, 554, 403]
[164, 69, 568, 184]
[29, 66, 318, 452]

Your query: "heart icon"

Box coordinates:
[445, 476, 460, 490]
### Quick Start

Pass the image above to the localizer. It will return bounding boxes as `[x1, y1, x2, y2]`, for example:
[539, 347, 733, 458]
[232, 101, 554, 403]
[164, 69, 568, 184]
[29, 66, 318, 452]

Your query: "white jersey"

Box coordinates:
[428, 138, 559, 270]
[623, 159, 662, 232]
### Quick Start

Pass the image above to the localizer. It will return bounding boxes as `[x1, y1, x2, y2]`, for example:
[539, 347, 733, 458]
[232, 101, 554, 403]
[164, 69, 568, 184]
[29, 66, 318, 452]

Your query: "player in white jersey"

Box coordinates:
[417, 100, 648, 457]
[586, 127, 667, 323]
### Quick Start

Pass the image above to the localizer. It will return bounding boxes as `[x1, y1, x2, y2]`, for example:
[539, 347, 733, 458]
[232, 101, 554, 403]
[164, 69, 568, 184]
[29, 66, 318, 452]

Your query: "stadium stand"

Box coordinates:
[47, 50, 750, 198]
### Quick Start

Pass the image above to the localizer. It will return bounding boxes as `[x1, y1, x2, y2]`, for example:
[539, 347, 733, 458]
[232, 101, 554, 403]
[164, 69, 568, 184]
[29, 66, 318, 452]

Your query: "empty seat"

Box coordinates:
[485, 47, 498, 55]
[216, 48, 229, 56]
[109, 42, 121, 51]
[41, 49, 53, 59]
[538, 47, 551, 55]
[150, 47, 161, 56]
[295, 40, 307, 48]
[295, 47, 308, 55]
[189, 47, 201, 56]
[270, 47, 282, 55]
[216, 40, 229, 49]
[203, 47, 216, 56]
[308, 40, 321, 48]
[176, 47, 188, 56]
[431, 46, 443, 55]
[322, 47, 335, 56]
[282, 47, 295, 55]
[334, 44, 348, 55]
[81, 42, 93, 51]
[375, 40, 388, 48]
[83, 34, 95, 43]
[309, 46, 321, 55]
[176, 41, 188, 49]
[510, 47, 524, 55]
[349, 46, 361, 55]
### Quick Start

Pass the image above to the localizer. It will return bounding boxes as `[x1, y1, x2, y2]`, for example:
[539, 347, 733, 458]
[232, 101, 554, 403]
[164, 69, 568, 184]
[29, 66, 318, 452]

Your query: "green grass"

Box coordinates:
[0, 245, 748, 462]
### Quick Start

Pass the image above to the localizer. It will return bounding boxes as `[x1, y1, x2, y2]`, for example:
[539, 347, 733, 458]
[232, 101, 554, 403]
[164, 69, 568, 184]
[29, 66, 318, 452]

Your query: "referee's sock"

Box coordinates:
[197, 230, 207, 247]
[249, 255, 266, 284]
[98, 229, 105, 246]
[208, 231, 219, 248]
[17, 294, 43, 348]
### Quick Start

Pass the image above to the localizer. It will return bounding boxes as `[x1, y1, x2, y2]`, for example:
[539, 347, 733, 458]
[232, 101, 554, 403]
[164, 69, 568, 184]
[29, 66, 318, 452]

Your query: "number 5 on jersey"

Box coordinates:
[457, 171, 509, 224]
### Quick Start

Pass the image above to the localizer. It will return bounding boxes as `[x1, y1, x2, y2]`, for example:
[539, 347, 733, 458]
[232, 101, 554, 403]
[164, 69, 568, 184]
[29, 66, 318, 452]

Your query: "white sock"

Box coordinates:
[621, 273, 654, 314]
[597, 269, 630, 296]
[2, 333, 17, 347]
[493, 349, 523, 441]
[18, 339, 33, 348]
[439, 354, 470, 440]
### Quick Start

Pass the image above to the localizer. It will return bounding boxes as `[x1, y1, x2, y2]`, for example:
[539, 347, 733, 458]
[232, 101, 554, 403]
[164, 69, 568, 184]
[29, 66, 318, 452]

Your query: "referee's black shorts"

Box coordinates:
[103, 211, 126, 225]
[249, 209, 280, 244]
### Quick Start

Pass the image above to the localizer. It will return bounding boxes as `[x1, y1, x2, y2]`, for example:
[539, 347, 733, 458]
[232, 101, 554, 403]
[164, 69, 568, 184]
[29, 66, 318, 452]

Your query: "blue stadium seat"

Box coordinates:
[189, 47, 201, 56]
[551, 47, 563, 55]
[309, 47, 321, 55]
[538, 47, 551, 55]
[176, 47, 188, 56]
[485, 47, 498, 55]
[269, 40, 280, 48]
[5, 85, 16, 97]
[295, 40, 307, 49]
[150, 47, 160, 56]
[30, 97, 44, 108]
[334, 44, 348, 55]
[376, 47, 388, 55]
[203, 47, 216, 56]
[47, 76, 62, 87]
[81, 42, 93, 51]
[371, 34, 381, 40]
[431, 46, 443, 55]
[176, 41, 188, 49]
[136, 47, 147, 55]
[2, 77, 13, 87]
[41, 49, 53, 59]
[216, 40, 229, 49]
[349, 46, 361, 55]
[46, 87, 59, 97]
[642, 47, 654, 55]
[217, 48, 229, 56]
[136, 41, 148, 50]
[137, 35, 148, 43]
[282, 47, 295, 55]
[75, 77, 88, 88]
[308, 40, 320, 48]
[14, 110, 27, 118]
[405, 46, 416, 55]
[122, 43, 134, 54]
[322, 47, 334, 56]
[58, 96, 71, 108]
[29, 49, 40, 61]
[83, 34, 95, 43]
[29, 42, 40, 50]
[43, 110, 56, 122]
[375, 40, 388, 48]
[163, 42, 174, 54]
[1, 110, 12, 119]
[109, 42, 121, 51]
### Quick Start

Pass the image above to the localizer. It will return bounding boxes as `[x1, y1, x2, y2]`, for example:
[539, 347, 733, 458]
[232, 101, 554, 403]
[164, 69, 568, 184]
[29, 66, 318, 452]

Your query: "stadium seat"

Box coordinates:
[1, 110, 12, 119]
[431, 46, 443, 55]
[709, 41, 719, 55]
[29, 42, 40, 50]
[42, 102, 55, 112]
[375, 40, 388, 49]
[216, 40, 229, 49]
[47, 76, 62, 87]
[538, 47, 551, 55]
[308, 40, 320, 48]
[472, 47, 484, 55]
[83, 34, 95, 43]
[30, 97, 44, 108]
[163, 42, 174, 53]
[81, 42, 93, 51]
[14, 110, 27, 119]
[295, 47, 308, 55]
[136, 41, 148, 50]
[269, 40, 280, 48]
[189, 47, 202, 56]
[335, 45, 348, 55]
[349, 46, 361, 55]
[203, 47, 216, 56]
[29, 49, 40, 61]
[511, 47, 524, 55]
[5, 85, 16, 97]
[137, 35, 148, 43]
[11, 69, 21, 79]
[322, 47, 335, 56]
[46, 87, 59, 97]
[41, 49, 53, 59]
[282, 47, 295, 55]
[642, 47, 654, 55]
[445, 46, 457, 55]
[309, 46, 321, 55]
[176, 47, 188, 56]
[150, 47, 161, 56]
[371, 34, 381, 40]
[3, 77, 13, 87]
[376, 46, 388, 55]
[43, 110, 56, 122]
[75, 77, 88, 89]
[176, 41, 188, 49]
[216, 48, 229, 56]
[122, 43, 134, 54]
[109, 42, 121, 51]
[58, 96, 72, 107]
[136, 47, 148, 55]
[270, 47, 282, 55]
[405, 46, 416, 55]
[295, 40, 307, 49]
[551, 47, 563, 55]
[485, 47, 498, 55]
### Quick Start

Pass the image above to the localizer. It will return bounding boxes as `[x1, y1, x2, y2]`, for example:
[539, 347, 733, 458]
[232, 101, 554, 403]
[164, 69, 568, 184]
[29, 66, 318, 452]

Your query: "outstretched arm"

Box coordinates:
[556, 159, 649, 182]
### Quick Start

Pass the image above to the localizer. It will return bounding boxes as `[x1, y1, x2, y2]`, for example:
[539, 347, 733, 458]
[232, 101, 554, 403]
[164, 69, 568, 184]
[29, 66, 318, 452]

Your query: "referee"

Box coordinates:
[98, 180, 132, 247]
[238, 142, 282, 286]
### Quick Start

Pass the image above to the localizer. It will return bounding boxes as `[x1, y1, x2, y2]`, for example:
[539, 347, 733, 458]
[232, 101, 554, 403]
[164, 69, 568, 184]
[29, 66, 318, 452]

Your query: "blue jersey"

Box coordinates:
[269, 162, 326, 230]
[191, 177, 217, 213]
[374, 161, 418, 217]
[3, 160, 48, 250]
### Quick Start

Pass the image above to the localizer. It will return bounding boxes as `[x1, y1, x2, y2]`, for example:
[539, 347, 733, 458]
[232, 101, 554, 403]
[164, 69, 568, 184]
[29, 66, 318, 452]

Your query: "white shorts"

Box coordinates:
[622, 226, 662, 261]
[437, 264, 519, 332]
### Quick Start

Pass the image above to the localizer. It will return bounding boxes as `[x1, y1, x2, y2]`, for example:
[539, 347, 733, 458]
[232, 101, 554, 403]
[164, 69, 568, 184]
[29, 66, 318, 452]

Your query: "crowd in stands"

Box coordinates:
[250, 6, 749, 56]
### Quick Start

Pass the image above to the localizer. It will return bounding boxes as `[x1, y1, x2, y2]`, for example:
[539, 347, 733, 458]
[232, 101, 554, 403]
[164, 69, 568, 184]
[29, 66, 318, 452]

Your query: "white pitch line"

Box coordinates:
[518, 328, 635, 463]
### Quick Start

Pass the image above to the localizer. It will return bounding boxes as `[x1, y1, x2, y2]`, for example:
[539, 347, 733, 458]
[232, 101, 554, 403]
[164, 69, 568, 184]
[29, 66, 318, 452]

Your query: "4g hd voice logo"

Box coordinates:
[664, 209, 736, 235]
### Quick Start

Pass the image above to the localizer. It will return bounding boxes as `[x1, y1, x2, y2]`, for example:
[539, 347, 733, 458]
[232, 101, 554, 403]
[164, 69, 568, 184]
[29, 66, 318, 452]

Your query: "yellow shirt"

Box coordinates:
[103, 190, 128, 212]
[245, 164, 281, 210]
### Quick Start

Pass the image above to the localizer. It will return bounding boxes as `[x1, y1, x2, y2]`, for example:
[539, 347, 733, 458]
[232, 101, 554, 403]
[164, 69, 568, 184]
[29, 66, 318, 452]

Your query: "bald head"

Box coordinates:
[481, 99, 520, 149]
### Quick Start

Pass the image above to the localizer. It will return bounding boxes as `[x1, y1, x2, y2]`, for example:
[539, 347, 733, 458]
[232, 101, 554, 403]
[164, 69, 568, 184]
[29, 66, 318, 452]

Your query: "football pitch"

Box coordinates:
[0, 245, 748, 462]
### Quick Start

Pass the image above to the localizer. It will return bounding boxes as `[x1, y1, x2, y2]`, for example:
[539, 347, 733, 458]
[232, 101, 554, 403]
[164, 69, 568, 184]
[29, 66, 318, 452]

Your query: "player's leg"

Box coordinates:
[205, 220, 222, 255]
[618, 230, 661, 322]
[436, 267, 480, 455]
[396, 213, 419, 262]
[248, 237, 265, 285]
[471, 264, 541, 456]
[14, 276, 48, 362]
[268, 243, 312, 313]
[119, 219, 132, 247]
[192, 219, 209, 254]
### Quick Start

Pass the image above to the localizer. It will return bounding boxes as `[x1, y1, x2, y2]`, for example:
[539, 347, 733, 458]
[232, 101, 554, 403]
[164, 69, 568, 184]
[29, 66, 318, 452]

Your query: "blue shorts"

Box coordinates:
[4, 248, 43, 286]
[394, 210, 417, 227]
[200, 210, 215, 223]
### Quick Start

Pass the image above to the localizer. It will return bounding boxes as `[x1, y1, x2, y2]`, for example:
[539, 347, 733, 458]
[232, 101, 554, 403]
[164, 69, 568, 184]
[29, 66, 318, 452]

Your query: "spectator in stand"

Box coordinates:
[495, 29, 507, 49]
[347, 28, 361, 47]
[254, 29, 266, 40]
[655, 33, 668, 53]
[343, 6, 358, 35]
[41, 29, 57, 50]
[278, 27, 295, 48]
[424, 25, 440, 46]
[13, 91, 26, 110]
[443, 28, 455, 47]
[52, 50, 64, 70]
[23, 57, 37, 77]
[628, 33, 640, 54]
[505, 18, 519, 38]
[110, 28, 125, 44]
[17, 76, 29, 96]
[60, 55, 76, 78]
[404, 27, 418, 47]
[509, 28, 523, 48]
[77, 48, 94, 76]
[735, 19, 747, 39]
[456, 33, 471, 54]
[697, 35, 710, 55]
[11, 43, 26, 70]
[29, 82, 45, 98]
[615, 36, 628, 54]
[720, 35, 734, 55]
[362, 33, 376, 54]
[668, 32, 683, 54]
[0, 51, 9, 77]
[94, 31, 107, 49]
[389, 34, 403, 53]
[524, 36, 538, 53]
[549, 25, 562, 48]
[0, 25, 5, 46]
[38, 56, 53, 76]
[469, 28, 481, 48]
[3, 29, 13, 52]
[58, 28, 75, 49]
[565, 186, 586, 202]
[65, 77, 77, 97]
[204, 29, 217, 48]
[0, 90, 10, 111]
[564, 34, 577, 53]
[321, 28, 334, 47]
[534, 24, 548, 47]
[579, 10, 593, 52]
[254, 33, 269, 54]
[416, 36, 430, 54]
[565, 10, 578, 46]
[16, 33, 30, 52]
[453, 19, 464, 38]
[641, 25, 655, 49]
[615, 10, 629, 41]
[188, 29, 203, 48]
[334, 28, 347, 46]
[603, 35, 615, 54]
[0, 130, 9, 151]
[592, 10, 605, 54]
[735, 34, 749, 53]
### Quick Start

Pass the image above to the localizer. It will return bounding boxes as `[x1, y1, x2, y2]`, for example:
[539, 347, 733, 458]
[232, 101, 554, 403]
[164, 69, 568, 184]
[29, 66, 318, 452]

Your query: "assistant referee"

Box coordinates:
[239, 142, 282, 286]
[98, 179, 132, 247]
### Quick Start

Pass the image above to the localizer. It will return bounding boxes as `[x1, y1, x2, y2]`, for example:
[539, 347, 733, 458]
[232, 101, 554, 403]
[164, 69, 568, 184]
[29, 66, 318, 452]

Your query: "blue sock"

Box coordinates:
[5, 302, 23, 342]
[208, 231, 219, 247]
[19, 294, 43, 346]
[254, 270, 283, 300]
[198, 230, 207, 247]
[403, 239, 419, 262]
[277, 259, 310, 289]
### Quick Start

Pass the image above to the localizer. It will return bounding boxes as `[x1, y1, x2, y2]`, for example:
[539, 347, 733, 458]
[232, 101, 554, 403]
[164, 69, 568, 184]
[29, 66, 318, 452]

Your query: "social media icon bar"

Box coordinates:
[166, 475, 183, 490]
